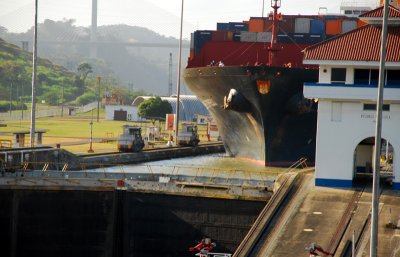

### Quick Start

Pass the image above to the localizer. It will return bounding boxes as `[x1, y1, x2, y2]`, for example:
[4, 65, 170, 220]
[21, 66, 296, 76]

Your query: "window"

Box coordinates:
[387, 70, 400, 85]
[331, 102, 342, 122]
[331, 68, 346, 84]
[363, 104, 390, 111]
[354, 69, 381, 85]
[370, 69, 379, 85]
[354, 69, 369, 84]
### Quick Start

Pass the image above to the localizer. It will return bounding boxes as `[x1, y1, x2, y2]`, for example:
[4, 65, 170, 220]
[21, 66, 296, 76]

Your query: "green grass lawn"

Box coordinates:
[3, 116, 140, 138]
[0, 109, 214, 154]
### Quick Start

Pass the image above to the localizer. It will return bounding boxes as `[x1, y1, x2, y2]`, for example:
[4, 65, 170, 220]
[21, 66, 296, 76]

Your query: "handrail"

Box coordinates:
[285, 157, 308, 173]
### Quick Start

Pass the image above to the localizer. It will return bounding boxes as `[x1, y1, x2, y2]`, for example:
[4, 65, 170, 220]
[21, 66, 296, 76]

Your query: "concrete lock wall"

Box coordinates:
[0, 189, 265, 257]
[315, 100, 400, 188]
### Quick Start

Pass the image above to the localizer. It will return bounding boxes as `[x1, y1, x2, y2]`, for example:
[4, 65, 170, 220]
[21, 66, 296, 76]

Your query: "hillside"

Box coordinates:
[0, 38, 77, 105]
[0, 20, 191, 95]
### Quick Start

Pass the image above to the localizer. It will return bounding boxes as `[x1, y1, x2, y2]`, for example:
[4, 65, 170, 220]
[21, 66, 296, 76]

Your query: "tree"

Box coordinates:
[138, 97, 172, 124]
[77, 62, 93, 82]
[76, 62, 93, 95]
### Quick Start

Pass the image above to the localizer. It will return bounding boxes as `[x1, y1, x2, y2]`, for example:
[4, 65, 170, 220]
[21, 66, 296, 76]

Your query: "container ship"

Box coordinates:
[183, 0, 369, 166]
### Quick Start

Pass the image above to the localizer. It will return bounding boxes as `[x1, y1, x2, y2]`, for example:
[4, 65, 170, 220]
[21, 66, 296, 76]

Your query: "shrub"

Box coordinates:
[76, 92, 97, 105]
[0, 101, 28, 112]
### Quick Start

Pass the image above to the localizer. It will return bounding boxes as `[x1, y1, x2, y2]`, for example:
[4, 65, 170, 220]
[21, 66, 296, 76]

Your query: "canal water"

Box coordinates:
[139, 153, 286, 173]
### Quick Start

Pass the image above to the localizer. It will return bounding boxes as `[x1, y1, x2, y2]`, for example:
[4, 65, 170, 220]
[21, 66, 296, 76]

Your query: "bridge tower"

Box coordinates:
[90, 0, 98, 58]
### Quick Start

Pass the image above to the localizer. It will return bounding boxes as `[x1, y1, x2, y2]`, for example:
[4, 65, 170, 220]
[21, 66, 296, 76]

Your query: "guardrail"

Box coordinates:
[3, 161, 278, 190]
[0, 102, 98, 121]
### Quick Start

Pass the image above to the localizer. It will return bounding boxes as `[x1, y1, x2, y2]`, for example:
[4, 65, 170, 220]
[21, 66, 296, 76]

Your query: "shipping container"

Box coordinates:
[279, 16, 295, 34]
[212, 31, 229, 41]
[240, 31, 257, 42]
[310, 19, 325, 34]
[194, 31, 213, 54]
[342, 20, 357, 33]
[226, 31, 234, 41]
[233, 32, 241, 42]
[264, 20, 274, 32]
[189, 49, 195, 60]
[229, 22, 249, 31]
[277, 34, 291, 43]
[257, 32, 272, 42]
[249, 18, 265, 32]
[277, 33, 324, 44]
[326, 20, 342, 35]
[357, 19, 368, 27]
[308, 34, 323, 43]
[190, 33, 194, 49]
[217, 23, 230, 31]
[295, 18, 311, 33]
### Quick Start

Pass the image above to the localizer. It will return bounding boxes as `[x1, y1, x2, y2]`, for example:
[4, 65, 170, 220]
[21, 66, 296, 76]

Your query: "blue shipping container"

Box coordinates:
[229, 22, 248, 31]
[233, 32, 241, 42]
[217, 23, 230, 31]
[194, 31, 213, 54]
[278, 33, 325, 44]
[277, 34, 291, 43]
[310, 20, 325, 34]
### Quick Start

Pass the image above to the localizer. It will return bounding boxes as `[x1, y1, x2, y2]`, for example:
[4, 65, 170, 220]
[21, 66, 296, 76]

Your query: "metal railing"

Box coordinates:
[5, 161, 279, 189]
[285, 157, 308, 172]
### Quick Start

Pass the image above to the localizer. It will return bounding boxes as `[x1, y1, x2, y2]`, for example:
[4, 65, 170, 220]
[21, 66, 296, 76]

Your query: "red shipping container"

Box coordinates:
[326, 20, 342, 35]
[212, 31, 228, 41]
[264, 20, 274, 32]
[189, 49, 195, 60]
[357, 19, 368, 28]
[249, 19, 265, 32]
[226, 31, 234, 41]
[278, 16, 295, 34]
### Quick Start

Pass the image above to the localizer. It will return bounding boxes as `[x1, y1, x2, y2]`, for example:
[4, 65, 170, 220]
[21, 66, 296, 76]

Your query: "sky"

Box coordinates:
[0, 0, 380, 39]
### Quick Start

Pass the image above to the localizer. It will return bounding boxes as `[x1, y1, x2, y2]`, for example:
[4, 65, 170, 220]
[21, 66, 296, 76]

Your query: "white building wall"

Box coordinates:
[318, 65, 331, 83]
[315, 100, 400, 187]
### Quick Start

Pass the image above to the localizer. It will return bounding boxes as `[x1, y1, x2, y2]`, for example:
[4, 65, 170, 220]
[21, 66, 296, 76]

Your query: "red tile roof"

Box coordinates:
[303, 25, 400, 62]
[360, 5, 400, 18]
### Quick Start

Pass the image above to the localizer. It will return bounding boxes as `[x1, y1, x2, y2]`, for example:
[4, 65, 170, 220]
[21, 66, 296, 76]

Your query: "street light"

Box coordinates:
[88, 111, 94, 153]
[97, 76, 101, 122]
[174, 0, 184, 145]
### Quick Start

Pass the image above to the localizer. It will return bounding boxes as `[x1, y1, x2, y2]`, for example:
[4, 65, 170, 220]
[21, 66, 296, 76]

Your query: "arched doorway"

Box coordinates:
[353, 137, 394, 183]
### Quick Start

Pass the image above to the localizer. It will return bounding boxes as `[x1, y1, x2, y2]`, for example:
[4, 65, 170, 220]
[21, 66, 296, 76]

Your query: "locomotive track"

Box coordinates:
[233, 172, 306, 257]
[325, 187, 366, 256]
[78, 142, 224, 158]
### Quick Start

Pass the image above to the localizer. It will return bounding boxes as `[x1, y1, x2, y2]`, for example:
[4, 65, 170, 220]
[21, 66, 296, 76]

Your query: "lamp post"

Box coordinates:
[9, 81, 12, 116]
[97, 76, 101, 122]
[30, 0, 38, 148]
[370, 1, 389, 256]
[174, 0, 184, 145]
[88, 111, 94, 153]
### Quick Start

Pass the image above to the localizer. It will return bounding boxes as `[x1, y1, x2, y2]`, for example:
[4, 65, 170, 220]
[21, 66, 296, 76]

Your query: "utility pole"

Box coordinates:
[30, 0, 38, 148]
[97, 76, 101, 122]
[174, 0, 184, 145]
[61, 83, 64, 117]
[9, 81, 12, 116]
[20, 77, 24, 120]
[370, 0, 389, 256]
[169, 53, 173, 96]
[88, 110, 94, 153]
